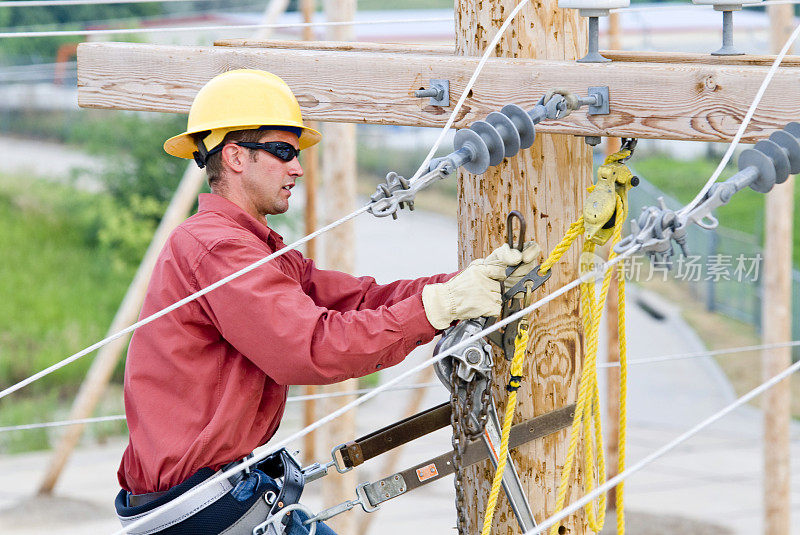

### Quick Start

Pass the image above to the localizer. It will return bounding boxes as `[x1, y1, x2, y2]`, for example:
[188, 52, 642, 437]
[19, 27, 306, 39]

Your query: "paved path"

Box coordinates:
[1, 200, 799, 534]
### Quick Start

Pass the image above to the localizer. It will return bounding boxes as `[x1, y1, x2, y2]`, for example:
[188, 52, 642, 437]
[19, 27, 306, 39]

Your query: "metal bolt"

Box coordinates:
[464, 347, 482, 365]
[415, 87, 443, 99]
[584, 136, 601, 146]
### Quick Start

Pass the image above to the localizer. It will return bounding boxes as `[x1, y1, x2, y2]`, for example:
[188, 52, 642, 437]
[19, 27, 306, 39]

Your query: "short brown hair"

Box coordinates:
[204, 129, 265, 187]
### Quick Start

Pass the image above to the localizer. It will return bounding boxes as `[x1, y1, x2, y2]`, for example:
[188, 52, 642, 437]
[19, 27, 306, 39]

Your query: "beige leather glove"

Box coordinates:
[504, 241, 542, 288]
[422, 243, 523, 330]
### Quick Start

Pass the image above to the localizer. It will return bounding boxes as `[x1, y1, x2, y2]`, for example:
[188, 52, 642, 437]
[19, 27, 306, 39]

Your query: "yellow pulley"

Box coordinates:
[583, 138, 640, 245]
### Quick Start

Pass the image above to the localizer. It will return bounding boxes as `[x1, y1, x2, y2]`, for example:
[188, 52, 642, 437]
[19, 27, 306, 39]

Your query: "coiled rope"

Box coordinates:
[543, 192, 627, 534]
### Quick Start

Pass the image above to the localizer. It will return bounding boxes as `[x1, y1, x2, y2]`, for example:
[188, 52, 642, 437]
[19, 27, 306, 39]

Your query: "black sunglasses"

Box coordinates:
[235, 141, 300, 162]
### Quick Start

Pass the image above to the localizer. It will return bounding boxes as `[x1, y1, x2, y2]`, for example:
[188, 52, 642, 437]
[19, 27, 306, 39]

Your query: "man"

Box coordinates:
[114, 69, 538, 534]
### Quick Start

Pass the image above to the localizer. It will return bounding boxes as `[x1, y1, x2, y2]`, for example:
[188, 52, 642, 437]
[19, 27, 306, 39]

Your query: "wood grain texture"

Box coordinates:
[213, 39, 800, 67]
[602, 49, 800, 67]
[213, 38, 455, 55]
[78, 41, 800, 143]
[457, 1, 589, 533]
[762, 5, 794, 534]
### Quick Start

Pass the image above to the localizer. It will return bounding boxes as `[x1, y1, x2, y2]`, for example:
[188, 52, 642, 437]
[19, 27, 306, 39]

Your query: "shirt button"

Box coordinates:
[376, 364, 382, 369]
[415, 340, 422, 346]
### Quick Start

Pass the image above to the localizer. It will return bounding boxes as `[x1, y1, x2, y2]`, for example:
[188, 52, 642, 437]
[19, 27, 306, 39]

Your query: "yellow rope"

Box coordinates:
[538, 217, 585, 275]
[480, 209, 586, 534]
[480, 186, 629, 534]
[480, 323, 529, 535]
[617, 259, 628, 533]
[549, 194, 627, 535]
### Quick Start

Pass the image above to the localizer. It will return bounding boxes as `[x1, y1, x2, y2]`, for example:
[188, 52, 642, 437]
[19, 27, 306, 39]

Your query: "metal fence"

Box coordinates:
[627, 177, 800, 354]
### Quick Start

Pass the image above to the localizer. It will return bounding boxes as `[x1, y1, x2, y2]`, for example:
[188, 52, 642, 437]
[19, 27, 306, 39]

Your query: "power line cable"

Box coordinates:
[0, 382, 442, 433]
[8, 337, 799, 433]
[598, 340, 800, 368]
[0, 0, 197, 7]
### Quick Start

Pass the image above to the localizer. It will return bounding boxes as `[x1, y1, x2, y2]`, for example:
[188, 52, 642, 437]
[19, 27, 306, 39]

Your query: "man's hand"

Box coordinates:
[421, 242, 538, 330]
[503, 241, 541, 289]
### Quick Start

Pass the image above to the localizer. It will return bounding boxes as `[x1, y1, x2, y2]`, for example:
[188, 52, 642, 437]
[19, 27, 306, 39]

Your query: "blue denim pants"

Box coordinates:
[233, 469, 337, 535]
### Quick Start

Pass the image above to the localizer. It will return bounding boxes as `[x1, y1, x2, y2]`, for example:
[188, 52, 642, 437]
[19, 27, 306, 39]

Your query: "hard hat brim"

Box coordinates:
[164, 124, 322, 160]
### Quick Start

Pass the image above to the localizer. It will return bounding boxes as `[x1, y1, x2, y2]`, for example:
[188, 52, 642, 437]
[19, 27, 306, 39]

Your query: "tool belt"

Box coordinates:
[115, 448, 305, 535]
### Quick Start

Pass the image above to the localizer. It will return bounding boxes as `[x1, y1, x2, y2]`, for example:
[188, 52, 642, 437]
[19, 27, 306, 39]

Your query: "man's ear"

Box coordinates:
[220, 143, 246, 172]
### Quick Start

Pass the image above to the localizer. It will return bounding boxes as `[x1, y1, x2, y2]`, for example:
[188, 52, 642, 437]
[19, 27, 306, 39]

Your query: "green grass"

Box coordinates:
[0, 176, 130, 397]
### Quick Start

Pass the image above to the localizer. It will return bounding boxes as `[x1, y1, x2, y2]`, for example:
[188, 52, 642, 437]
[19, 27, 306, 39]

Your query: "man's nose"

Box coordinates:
[289, 157, 304, 177]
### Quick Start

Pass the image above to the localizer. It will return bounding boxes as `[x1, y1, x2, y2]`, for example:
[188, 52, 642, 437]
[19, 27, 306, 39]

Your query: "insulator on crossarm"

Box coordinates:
[469, 120, 506, 167]
[485, 111, 521, 158]
[738, 122, 800, 193]
[501, 104, 536, 150]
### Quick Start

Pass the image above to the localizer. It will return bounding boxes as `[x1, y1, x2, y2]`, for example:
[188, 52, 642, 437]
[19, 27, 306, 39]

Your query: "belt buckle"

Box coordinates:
[223, 453, 255, 488]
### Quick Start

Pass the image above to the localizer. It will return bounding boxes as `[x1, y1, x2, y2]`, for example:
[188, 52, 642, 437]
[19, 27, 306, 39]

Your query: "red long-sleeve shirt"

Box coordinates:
[118, 193, 448, 494]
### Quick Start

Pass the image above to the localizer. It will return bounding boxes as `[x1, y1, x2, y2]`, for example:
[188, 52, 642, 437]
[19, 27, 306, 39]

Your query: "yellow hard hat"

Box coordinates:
[164, 69, 321, 165]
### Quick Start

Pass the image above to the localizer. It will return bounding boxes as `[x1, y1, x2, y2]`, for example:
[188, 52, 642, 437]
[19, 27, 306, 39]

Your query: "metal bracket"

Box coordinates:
[586, 86, 610, 115]
[361, 474, 408, 507]
[414, 79, 450, 107]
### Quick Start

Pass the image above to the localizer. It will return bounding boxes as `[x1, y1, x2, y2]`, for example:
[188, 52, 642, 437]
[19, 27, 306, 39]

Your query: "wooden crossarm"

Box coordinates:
[78, 41, 800, 142]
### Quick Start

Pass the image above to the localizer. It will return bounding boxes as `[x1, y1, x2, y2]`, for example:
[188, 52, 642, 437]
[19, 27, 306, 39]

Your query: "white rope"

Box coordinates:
[0, 204, 370, 401]
[0, 415, 126, 433]
[599, 339, 800, 368]
[679, 21, 800, 216]
[286, 381, 440, 402]
[0, 382, 442, 433]
[0, 17, 452, 39]
[0, 0, 194, 6]
[410, 0, 531, 182]
[525, 355, 800, 534]
[108, 248, 633, 535]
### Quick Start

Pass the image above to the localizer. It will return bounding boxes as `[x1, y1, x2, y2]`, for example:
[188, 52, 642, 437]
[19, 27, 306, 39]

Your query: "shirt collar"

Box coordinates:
[197, 193, 286, 249]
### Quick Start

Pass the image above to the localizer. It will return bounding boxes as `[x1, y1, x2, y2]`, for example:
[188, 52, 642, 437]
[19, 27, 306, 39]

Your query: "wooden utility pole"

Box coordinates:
[37, 165, 207, 493]
[605, 11, 622, 512]
[300, 0, 321, 464]
[319, 0, 357, 532]
[762, 4, 794, 533]
[458, 1, 590, 533]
